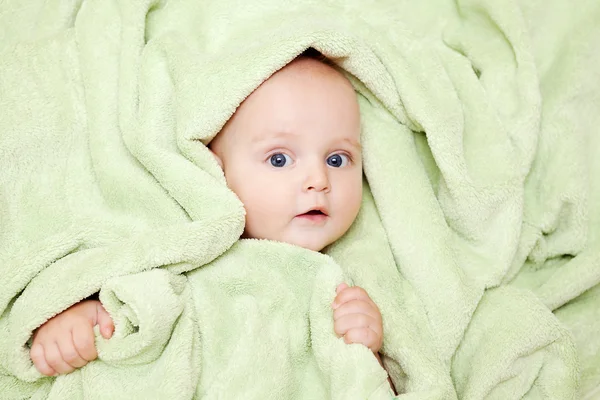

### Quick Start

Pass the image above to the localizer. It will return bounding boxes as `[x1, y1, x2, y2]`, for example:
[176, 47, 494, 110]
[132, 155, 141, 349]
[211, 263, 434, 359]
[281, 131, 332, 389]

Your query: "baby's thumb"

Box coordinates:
[96, 304, 115, 339]
[336, 283, 349, 293]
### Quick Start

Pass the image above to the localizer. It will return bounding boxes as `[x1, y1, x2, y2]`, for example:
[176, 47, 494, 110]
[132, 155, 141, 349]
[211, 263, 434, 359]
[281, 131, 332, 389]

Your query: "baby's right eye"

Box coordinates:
[270, 153, 291, 168]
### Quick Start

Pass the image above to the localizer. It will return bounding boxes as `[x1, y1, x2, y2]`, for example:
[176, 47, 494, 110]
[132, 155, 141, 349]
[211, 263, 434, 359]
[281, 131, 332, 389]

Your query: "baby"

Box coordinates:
[30, 53, 386, 379]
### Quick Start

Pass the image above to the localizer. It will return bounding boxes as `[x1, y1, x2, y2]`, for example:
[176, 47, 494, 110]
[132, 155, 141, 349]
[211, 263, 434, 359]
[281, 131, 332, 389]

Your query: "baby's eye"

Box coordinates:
[270, 153, 292, 168]
[326, 153, 350, 168]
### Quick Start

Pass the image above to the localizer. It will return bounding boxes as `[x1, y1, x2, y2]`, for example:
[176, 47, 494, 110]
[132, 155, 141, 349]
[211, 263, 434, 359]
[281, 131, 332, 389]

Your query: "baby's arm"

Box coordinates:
[30, 299, 114, 376]
[332, 283, 396, 393]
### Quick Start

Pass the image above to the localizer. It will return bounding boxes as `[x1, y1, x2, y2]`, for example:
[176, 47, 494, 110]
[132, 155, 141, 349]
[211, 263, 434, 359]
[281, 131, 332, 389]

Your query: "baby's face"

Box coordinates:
[211, 58, 362, 252]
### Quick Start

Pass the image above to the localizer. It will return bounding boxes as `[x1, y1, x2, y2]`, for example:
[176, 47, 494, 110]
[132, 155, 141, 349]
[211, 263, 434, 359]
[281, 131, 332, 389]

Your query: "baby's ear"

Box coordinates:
[209, 148, 224, 170]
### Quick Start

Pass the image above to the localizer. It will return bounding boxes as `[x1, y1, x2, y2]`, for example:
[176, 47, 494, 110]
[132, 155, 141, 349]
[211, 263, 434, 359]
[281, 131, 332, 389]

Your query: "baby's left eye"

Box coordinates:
[326, 154, 350, 168]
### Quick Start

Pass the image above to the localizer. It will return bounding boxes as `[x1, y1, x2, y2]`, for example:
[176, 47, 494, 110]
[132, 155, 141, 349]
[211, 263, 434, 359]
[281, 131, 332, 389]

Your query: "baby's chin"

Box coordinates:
[244, 227, 340, 252]
[278, 232, 338, 253]
[290, 240, 326, 252]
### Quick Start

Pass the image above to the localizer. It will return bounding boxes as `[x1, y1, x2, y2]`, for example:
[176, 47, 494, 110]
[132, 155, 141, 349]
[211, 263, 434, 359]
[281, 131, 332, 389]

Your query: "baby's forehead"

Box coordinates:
[211, 57, 359, 147]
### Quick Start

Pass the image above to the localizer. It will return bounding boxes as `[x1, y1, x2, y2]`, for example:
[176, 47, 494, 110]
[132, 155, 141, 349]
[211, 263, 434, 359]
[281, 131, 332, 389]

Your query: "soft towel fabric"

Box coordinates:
[506, 0, 600, 396]
[0, 0, 597, 398]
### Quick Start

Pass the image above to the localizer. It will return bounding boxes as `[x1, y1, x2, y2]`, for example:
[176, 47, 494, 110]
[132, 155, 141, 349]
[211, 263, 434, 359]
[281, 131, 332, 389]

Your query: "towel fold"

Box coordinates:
[2, 0, 597, 398]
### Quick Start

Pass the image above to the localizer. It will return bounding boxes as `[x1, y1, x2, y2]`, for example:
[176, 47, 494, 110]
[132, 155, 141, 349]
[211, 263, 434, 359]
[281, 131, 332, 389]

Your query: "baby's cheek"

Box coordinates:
[340, 183, 362, 219]
[241, 192, 286, 239]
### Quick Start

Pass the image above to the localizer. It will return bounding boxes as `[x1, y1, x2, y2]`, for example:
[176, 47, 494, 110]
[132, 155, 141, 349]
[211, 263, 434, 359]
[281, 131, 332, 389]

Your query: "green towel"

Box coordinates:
[1, 0, 597, 398]
[503, 0, 600, 396]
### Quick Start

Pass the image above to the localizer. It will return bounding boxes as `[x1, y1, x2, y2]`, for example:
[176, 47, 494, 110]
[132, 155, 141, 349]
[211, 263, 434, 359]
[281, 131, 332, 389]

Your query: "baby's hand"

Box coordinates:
[332, 283, 383, 353]
[30, 299, 114, 376]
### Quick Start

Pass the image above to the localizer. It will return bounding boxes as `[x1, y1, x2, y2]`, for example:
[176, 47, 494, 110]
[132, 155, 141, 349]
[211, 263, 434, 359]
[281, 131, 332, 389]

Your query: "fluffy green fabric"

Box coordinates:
[1, 0, 597, 398]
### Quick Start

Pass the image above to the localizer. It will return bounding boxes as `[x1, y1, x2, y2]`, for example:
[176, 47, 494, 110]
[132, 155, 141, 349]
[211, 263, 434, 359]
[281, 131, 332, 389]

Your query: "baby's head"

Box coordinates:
[210, 53, 362, 252]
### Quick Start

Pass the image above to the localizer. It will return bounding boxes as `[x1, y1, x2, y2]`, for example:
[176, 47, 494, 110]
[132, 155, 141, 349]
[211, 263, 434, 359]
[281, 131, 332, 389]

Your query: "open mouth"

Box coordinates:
[296, 208, 329, 222]
[304, 209, 327, 216]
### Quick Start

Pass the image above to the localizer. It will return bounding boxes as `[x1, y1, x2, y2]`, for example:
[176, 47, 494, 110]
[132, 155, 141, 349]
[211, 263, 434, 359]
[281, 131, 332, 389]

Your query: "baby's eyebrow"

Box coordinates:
[343, 138, 362, 152]
[253, 131, 361, 152]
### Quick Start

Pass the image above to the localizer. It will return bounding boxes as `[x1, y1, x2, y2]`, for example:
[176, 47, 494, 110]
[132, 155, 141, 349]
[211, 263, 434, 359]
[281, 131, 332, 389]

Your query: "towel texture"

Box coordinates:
[1, 0, 597, 398]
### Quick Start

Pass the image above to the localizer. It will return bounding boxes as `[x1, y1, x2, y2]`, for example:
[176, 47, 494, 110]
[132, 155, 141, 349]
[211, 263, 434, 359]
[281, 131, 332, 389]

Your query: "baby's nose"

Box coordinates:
[303, 164, 330, 192]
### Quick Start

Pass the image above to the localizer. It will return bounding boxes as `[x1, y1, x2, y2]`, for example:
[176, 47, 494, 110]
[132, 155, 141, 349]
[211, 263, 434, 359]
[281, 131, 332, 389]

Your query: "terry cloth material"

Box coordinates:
[2, 0, 598, 398]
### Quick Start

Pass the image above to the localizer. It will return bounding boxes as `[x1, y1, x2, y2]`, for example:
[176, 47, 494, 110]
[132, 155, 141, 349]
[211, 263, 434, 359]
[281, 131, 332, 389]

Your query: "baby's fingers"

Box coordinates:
[333, 299, 381, 322]
[343, 327, 382, 352]
[334, 313, 377, 337]
[332, 286, 374, 309]
[45, 341, 75, 375]
[96, 304, 114, 340]
[72, 323, 98, 362]
[30, 343, 56, 377]
[57, 330, 89, 369]
[336, 283, 349, 293]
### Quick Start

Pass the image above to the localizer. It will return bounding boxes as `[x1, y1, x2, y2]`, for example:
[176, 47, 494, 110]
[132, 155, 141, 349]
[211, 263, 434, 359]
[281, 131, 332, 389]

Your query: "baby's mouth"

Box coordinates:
[296, 208, 329, 224]
[303, 210, 327, 216]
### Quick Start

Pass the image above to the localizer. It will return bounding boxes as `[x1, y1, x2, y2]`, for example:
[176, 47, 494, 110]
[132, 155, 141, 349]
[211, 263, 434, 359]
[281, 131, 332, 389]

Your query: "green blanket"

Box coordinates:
[1, 0, 598, 398]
